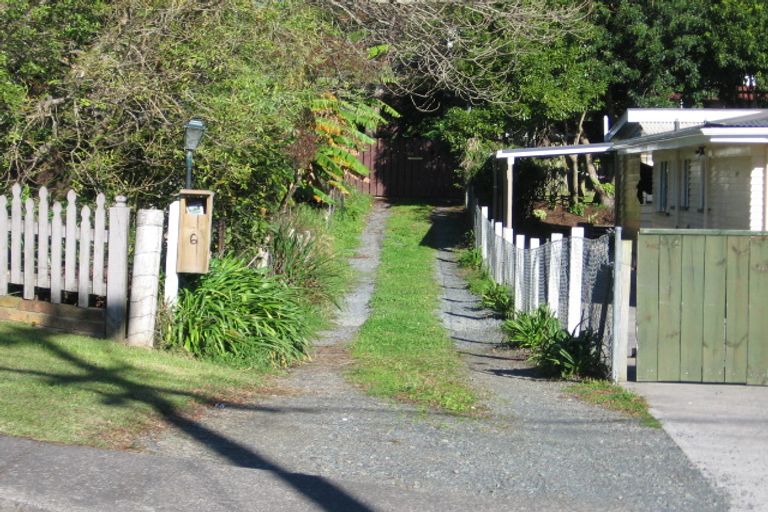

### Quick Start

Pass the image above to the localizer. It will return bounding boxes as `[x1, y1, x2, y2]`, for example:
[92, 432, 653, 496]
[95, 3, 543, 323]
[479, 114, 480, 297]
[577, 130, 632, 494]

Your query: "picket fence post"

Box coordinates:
[548, 233, 563, 317]
[515, 234, 525, 312]
[107, 196, 130, 341]
[568, 227, 585, 334]
[164, 200, 181, 306]
[529, 238, 540, 310]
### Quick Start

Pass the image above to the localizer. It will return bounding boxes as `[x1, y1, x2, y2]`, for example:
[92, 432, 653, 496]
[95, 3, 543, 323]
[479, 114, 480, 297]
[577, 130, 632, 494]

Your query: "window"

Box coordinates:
[680, 159, 691, 210]
[657, 161, 669, 212]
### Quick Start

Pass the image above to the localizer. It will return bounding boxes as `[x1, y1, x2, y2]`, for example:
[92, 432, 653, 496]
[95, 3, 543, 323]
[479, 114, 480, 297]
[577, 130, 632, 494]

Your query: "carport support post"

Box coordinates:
[505, 157, 514, 228]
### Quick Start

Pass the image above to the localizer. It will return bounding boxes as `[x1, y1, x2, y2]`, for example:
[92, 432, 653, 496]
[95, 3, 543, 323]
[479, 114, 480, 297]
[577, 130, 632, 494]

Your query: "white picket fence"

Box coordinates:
[473, 203, 631, 382]
[0, 183, 130, 338]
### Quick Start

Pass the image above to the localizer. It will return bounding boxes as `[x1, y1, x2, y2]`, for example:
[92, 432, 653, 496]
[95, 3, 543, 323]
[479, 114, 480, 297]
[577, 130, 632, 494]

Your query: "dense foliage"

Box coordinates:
[1, 0, 388, 252]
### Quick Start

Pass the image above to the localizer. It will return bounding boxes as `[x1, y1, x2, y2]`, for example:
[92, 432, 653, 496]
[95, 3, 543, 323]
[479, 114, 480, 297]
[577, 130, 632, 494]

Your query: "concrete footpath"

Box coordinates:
[626, 382, 768, 512]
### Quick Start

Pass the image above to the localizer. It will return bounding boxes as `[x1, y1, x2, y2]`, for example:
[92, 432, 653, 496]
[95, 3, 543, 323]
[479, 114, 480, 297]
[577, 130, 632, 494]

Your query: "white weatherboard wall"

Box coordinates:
[648, 146, 760, 231]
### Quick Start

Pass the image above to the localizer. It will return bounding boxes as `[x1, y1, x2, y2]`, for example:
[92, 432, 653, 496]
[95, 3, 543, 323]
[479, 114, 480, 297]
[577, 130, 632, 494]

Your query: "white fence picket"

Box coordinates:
[50, 202, 63, 303]
[514, 234, 525, 312]
[529, 238, 540, 310]
[65, 189, 77, 292]
[0, 183, 129, 338]
[568, 227, 585, 335]
[107, 196, 131, 341]
[548, 233, 563, 316]
[0, 196, 7, 295]
[10, 184, 22, 284]
[23, 198, 35, 299]
[78, 206, 92, 307]
[37, 187, 50, 288]
[92, 194, 106, 296]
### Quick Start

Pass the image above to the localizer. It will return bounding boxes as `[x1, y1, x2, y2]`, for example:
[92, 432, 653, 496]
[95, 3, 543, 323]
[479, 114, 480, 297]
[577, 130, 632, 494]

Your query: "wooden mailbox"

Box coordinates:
[177, 189, 214, 274]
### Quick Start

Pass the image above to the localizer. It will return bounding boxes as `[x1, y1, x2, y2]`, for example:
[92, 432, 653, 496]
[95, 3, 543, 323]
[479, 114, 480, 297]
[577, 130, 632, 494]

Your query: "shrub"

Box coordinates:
[164, 256, 310, 368]
[502, 305, 562, 349]
[533, 329, 608, 380]
[503, 305, 608, 380]
[481, 282, 514, 318]
[268, 211, 342, 306]
[457, 247, 482, 269]
[568, 201, 586, 217]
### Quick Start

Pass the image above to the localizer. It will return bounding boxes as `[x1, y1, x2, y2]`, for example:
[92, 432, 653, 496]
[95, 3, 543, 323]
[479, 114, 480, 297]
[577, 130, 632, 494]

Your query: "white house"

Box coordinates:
[609, 109, 768, 238]
[494, 108, 768, 238]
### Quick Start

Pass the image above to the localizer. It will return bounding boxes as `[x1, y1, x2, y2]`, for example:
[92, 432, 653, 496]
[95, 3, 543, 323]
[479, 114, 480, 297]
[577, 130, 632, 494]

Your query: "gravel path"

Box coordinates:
[138, 203, 728, 512]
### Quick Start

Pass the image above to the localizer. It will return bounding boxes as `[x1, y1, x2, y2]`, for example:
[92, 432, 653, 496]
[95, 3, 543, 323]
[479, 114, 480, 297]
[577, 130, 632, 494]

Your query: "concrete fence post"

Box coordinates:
[127, 209, 164, 348]
[106, 196, 130, 341]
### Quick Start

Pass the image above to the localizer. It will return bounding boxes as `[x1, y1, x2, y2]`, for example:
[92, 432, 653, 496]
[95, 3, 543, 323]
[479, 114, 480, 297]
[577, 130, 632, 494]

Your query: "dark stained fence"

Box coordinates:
[636, 229, 768, 385]
[350, 138, 462, 201]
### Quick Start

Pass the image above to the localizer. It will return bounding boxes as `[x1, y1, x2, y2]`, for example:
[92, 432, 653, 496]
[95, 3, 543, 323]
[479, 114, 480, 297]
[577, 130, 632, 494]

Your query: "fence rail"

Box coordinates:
[0, 184, 130, 339]
[471, 202, 630, 381]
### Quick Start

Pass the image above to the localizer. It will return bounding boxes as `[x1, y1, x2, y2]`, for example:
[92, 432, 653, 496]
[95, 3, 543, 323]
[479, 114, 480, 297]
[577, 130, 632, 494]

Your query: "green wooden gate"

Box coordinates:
[637, 229, 768, 385]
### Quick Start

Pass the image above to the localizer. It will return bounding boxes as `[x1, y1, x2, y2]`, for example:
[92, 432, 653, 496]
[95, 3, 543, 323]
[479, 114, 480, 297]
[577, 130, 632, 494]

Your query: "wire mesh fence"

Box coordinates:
[471, 202, 623, 377]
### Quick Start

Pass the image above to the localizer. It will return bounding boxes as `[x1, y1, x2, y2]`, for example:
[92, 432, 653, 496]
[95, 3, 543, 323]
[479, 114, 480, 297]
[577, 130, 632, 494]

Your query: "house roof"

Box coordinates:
[703, 111, 768, 128]
[605, 108, 768, 141]
[495, 108, 768, 161]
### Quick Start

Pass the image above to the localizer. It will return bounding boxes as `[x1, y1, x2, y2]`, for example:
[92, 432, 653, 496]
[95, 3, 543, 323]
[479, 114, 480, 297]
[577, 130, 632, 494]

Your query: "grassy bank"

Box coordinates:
[0, 323, 262, 447]
[566, 380, 661, 428]
[350, 204, 477, 414]
[0, 195, 374, 447]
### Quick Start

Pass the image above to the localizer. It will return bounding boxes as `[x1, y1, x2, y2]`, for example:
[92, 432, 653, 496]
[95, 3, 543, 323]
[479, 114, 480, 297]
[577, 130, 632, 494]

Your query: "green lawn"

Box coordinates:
[350, 204, 477, 413]
[0, 323, 262, 447]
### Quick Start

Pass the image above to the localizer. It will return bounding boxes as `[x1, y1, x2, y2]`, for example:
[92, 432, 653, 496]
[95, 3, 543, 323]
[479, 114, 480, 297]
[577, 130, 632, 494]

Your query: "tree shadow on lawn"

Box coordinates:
[0, 324, 374, 512]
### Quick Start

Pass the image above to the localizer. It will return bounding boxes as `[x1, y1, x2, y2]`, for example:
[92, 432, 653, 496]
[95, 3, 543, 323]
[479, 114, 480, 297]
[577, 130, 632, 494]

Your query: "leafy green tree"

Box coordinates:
[3, 0, 387, 252]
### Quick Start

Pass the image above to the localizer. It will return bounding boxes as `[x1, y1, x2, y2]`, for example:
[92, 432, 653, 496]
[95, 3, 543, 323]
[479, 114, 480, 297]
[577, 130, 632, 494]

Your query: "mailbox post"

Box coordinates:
[176, 189, 214, 274]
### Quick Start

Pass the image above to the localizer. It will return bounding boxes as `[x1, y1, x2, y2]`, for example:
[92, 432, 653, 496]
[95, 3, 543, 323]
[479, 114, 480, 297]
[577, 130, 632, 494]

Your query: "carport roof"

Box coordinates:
[495, 142, 613, 162]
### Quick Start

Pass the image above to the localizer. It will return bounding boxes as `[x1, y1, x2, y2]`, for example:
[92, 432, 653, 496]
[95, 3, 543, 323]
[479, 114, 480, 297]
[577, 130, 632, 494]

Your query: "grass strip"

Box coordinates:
[350, 204, 477, 413]
[566, 380, 661, 428]
[0, 323, 262, 447]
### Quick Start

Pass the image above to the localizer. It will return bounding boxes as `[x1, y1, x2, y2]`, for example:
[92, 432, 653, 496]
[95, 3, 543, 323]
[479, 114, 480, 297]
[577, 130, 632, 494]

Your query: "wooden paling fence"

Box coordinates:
[637, 229, 768, 385]
[0, 184, 130, 339]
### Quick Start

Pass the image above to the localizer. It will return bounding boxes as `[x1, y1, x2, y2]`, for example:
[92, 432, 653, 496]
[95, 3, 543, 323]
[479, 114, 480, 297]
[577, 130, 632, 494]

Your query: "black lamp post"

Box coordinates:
[184, 118, 206, 189]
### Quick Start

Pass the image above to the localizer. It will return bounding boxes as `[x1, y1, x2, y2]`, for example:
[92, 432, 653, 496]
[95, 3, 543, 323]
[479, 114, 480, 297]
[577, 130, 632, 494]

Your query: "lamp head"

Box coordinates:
[184, 118, 206, 151]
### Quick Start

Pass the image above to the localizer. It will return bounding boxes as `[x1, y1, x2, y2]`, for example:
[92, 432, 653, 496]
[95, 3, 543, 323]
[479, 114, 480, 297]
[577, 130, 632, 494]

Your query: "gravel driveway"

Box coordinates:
[139, 203, 728, 511]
